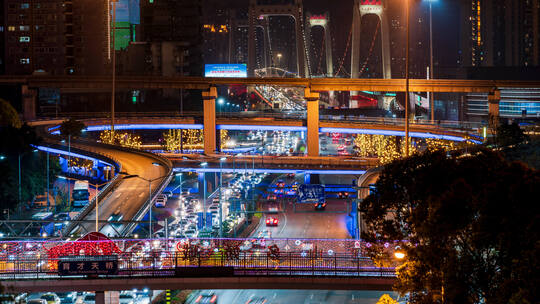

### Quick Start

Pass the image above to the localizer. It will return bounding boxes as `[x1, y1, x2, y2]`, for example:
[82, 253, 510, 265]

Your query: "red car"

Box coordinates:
[265, 217, 279, 226]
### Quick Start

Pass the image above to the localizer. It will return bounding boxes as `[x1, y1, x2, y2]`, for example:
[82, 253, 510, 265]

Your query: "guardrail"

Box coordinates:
[119, 150, 173, 237]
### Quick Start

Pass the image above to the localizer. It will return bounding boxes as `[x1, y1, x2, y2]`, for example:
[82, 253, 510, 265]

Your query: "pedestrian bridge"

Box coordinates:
[0, 237, 398, 292]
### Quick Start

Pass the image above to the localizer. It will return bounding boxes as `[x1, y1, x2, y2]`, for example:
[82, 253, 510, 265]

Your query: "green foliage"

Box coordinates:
[502, 138, 540, 170]
[59, 118, 86, 138]
[361, 148, 540, 304]
[0, 98, 21, 128]
[495, 122, 528, 147]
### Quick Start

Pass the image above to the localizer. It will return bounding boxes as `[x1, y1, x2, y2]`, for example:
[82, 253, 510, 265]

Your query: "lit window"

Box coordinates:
[20, 58, 30, 64]
[19, 36, 30, 42]
[21, 3, 30, 9]
[8, 26, 16, 31]
[20, 25, 30, 31]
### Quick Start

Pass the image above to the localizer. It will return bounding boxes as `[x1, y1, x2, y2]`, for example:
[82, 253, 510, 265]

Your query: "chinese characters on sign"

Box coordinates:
[58, 256, 118, 276]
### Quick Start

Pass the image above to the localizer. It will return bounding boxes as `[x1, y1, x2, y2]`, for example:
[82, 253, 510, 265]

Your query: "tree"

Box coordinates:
[361, 148, 540, 304]
[376, 294, 398, 304]
[0, 98, 21, 128]
[495, 122, 528, 147]
[59, 118, 85, 138]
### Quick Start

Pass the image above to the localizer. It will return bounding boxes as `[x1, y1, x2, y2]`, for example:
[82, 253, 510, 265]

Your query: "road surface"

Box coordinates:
[67, 142, 169, 237]
[188, 289, 400, 304]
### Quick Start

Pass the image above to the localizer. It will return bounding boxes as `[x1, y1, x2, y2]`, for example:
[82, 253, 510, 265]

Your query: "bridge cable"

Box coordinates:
[334, 20, 353, 77]
[358, 20, 380, 77]
[316, 30, 326, 75]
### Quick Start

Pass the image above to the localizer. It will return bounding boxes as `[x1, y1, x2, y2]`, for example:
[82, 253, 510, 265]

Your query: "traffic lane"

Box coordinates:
[69, 144, 168, 235]
[255, 198, 352, 239]
[205, 289, 400, 304]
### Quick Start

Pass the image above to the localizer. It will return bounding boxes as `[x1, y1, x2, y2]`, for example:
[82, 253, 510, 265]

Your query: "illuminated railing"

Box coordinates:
[0, 239, 397, 280]
[0, 238, 400, 280]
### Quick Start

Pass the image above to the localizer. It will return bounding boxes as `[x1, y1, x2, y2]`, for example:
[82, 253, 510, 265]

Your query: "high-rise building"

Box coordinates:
[139, 0, 202, 76]
[65, 0, 110, 75]
[1, 0, 112, 76]
[201, 0, 235, 65]
[3, 0, 66, 75]
[460, 0, 540, 67]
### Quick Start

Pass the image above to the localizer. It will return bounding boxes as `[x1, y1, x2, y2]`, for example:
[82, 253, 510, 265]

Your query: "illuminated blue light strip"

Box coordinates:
[319, 127, 481, 143]
[84, 124, 204, 132]
[173, 167, 365, 175]
[34, 145, 114, 167]
[217, 125, 306, 132]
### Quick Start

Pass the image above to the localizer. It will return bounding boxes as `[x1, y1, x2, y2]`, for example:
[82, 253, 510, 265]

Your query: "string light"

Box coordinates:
[99, 130, 142, 149]
[162, 129, 204, 152]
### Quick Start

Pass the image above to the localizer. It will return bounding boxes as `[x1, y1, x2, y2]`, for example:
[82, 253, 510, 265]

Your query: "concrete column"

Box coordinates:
[203, 87, 217, 155]
[305, 88, 320, 157]
[95, 291, 105, 304]
[22, 84, 37, 121]
[295, 11, 308, 78]
[350, 0, 361, 79]
[324, 23, 334, 77]
[380, 10, 392, 79]
[488, 90, 501, 129]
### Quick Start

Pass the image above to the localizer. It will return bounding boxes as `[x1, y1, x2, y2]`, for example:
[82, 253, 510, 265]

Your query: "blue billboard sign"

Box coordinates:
[204, 64, 247, 78]
[197, 212, 213, 230]
[297, 184, 325, 203]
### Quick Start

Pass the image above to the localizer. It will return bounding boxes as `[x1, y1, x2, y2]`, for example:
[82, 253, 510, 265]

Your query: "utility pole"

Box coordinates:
[404, 0, 410, 157]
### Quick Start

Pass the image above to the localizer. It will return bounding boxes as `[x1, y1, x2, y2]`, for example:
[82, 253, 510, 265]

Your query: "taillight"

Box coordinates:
[195, 295, 202, 303]
[210, 295, 217, 303]
[273, 219, 278, 224]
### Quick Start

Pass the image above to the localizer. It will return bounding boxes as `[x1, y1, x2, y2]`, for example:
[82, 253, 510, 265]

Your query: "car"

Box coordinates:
[119, 292, 136, 304]
[40, 293, 60, 304]
[155, 197, 166, 208]
[276, 180, 285, 188]
[59, 297, 76, 304]
[184, 229, 197, 238]
[246, 297, 267, 304]
[108, 213, 123, 225]
[181, 190, 190, 196]
[268, 206, 279, 214]
[83, 293, 95, 304]
[195, 291, 217, 304]
[54, 213, 70, 221]
[27, 300, 47, 304]
[315, 202, 327, 210]
[208, 205, 219, 213]
[265, 217, 279, 226]
[337, 192, 350, 199]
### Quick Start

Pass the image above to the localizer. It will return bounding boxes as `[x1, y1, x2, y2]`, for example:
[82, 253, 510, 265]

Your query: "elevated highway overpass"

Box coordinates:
[30, 122, 173, 238]
[45, 112, 483, 157]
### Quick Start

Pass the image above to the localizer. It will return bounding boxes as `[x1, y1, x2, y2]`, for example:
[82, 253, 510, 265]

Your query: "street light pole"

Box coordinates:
[148, 180, 152, 238]
[404, 0, 410, 157]
[219, 157, 226, 238]
[429, 0, 435, 122]
[110, 0, 118, 141]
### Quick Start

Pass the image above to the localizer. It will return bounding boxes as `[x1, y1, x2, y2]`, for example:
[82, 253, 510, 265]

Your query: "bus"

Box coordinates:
[72, 180, 90, 208]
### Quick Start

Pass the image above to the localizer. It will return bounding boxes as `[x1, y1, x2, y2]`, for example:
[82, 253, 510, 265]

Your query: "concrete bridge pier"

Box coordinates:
[22, 84, 37, 121]
[203, 87, 218, 155]
[95, 291, 105, 304]
[305, 88, 320, 157]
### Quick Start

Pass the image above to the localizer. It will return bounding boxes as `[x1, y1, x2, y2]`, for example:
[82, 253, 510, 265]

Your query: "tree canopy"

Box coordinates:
[0, 98, 21, 129]
[361, 148, 539, 304]
[59, 118, 86, 138]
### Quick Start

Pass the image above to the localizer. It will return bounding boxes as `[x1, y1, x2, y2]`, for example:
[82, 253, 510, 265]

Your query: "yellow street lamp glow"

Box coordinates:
[394, 251, 406, 260]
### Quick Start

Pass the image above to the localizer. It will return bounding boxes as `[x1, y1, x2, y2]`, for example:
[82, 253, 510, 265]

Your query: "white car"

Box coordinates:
[184, 229, 197, 238]
[83, 294, 96, 304]
[119, 292, 136, 304]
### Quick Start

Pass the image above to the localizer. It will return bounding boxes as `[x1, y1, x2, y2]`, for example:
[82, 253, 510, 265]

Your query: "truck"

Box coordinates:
[72, 180, 90, 208]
